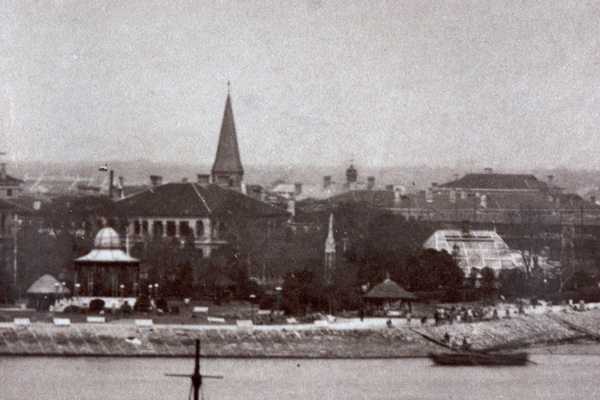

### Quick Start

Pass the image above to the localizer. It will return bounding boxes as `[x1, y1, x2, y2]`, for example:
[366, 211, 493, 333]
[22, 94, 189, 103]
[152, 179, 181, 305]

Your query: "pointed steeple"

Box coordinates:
[325, 213, 336, 254]
[212, 84, 244, 189]
[324, 213, 336, 284]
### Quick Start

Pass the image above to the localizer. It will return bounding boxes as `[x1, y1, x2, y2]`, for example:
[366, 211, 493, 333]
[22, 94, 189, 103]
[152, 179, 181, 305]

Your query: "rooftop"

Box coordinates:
[117, 182, 289, 218]
[439, 173, 547, 191]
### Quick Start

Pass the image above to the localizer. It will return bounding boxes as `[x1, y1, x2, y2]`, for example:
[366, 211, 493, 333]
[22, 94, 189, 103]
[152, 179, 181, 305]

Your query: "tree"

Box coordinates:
[281, 269, 327, 315]
[499, 268, 528, 298]
[515, 205, 547, 277]
[480, 267, 497, 297]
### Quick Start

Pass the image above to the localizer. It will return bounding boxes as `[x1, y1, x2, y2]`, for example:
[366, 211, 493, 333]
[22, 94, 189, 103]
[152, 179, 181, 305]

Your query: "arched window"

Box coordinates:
[196, 220, 204, 237]
[133, 220, 140, 235]
[155, 221, 163, 237]
[180, 221, 192, 237]
[166, 221, 176, 236]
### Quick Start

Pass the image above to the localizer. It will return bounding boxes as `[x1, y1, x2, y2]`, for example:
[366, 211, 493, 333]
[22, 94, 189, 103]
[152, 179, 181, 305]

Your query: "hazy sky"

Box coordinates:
[1, 0, 599, 170]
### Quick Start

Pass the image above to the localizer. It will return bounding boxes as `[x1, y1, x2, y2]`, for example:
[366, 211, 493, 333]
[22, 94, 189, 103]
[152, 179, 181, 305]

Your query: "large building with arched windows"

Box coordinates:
[117, 181, 288, 257]
[116, 88, 289, 258]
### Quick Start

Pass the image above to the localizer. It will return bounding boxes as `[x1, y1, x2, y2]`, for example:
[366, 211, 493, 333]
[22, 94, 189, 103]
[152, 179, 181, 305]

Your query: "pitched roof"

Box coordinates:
[117, 182, 289, 218]
[328, 190, 396, 207]
[440, 174, 547, 191]
[26, 274, 71, 295]
[211, 93, 243, 175]
[365, 277, 416, 300]
[0, 198, 32, 213]
[0, 174, 24, 187]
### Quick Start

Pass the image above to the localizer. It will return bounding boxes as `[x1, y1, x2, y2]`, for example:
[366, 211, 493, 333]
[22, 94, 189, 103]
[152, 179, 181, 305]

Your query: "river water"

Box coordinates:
[1, 355, 599, 400]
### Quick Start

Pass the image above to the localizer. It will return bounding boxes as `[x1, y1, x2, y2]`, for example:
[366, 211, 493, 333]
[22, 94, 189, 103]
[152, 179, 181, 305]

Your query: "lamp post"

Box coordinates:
[154, 283, 159, 298]
[148, 284, 153, 298]
[275, 286, 282, 313]
[12, 215, 22, 300]
[120, 284, 125, 297]
[74, 283, 80, 297]
[249, 294, 256, 319]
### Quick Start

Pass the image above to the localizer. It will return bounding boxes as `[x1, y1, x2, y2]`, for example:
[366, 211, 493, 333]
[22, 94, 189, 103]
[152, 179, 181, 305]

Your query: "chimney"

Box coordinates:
[367, 176, 375, 190]
[109, 170, 114, 199]
[197, 174, 210, 185]
[287, 199, 296, 218]
[150, 175, 163, 186]
[548, 175, 554, 188]
[323, 176, 332, 189]
[394, 187, 402, 202]
[0, 163, 6, 180]
[480, 194, 487, 208]
[426, 187, 433, 203]
[117, 176, 125, 199]
[294, 182, 303, 196]
[484, 167, 493, 174]
[386, 184, 394, 191]
[591, 196, 597, 205]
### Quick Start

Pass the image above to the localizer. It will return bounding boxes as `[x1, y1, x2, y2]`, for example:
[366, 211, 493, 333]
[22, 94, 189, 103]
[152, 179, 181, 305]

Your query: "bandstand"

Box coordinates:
[74, 227, 140, 299]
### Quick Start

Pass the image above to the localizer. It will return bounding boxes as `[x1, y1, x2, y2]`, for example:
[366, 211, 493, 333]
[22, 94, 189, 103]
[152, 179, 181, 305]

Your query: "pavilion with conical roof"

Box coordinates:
[365, 273, 417, 312]
[211, 84, 244, 189]
[26, 274, 70, 310]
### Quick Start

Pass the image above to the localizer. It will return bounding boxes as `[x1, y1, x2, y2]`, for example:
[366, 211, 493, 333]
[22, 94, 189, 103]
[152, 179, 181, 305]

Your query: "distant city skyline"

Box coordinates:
[1, 0, 599, 170]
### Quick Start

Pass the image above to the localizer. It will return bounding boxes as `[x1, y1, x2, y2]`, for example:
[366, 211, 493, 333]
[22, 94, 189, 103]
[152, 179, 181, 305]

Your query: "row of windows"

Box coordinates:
[131, 219, 227, 238]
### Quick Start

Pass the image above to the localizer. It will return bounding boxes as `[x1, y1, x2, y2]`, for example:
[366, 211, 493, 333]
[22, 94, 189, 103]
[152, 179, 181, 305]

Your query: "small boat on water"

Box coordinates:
[428, 351, 530, 366]
[409, 328, 530, 366]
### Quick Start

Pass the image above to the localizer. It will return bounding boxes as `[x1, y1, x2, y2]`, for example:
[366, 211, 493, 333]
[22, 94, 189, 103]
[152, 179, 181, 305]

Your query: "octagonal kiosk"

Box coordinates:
[73, 227, 140, 309]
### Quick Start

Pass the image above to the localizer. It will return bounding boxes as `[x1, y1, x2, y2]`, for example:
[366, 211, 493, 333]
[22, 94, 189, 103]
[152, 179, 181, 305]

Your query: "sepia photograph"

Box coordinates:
[1, 0, 599, 399]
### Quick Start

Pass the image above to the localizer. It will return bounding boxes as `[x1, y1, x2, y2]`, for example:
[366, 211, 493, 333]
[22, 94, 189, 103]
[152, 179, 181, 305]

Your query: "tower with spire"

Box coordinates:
[211, 83, 244, 190]
[324, 213, 336, 282]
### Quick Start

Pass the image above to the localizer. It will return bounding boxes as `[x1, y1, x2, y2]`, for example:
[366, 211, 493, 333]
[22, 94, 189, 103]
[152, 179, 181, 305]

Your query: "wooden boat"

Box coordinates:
[409, 328, 530, 366]
[429, 351, 530, 366]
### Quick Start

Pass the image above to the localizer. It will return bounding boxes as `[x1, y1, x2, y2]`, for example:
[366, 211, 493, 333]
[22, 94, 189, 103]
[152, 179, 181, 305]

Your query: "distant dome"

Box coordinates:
[94, 227, 121, 249]
[346, 164, 358, 184]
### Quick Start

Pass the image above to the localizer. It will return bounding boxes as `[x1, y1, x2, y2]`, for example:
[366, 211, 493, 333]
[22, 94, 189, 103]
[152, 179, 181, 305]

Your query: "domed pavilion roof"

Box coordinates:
[94, 227, 121, 249]
[76, 227, 139, 264]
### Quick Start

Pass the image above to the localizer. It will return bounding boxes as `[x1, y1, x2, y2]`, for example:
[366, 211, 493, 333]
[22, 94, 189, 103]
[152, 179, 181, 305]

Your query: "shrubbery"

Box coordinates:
[89, 299, 105, 312]
[120, 301, 132, 314]
[156, 298, 169, 312]
[134, 296, 151, 312]
[63, 305, 83, 314]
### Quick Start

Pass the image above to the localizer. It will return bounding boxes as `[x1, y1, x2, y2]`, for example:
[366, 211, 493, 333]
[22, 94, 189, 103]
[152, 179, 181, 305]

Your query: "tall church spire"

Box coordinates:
[211, 85, 244, 189]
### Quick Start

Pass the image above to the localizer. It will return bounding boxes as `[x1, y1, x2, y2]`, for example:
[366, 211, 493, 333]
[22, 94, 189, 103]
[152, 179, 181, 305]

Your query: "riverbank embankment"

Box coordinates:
[1, 308, 600, 358]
